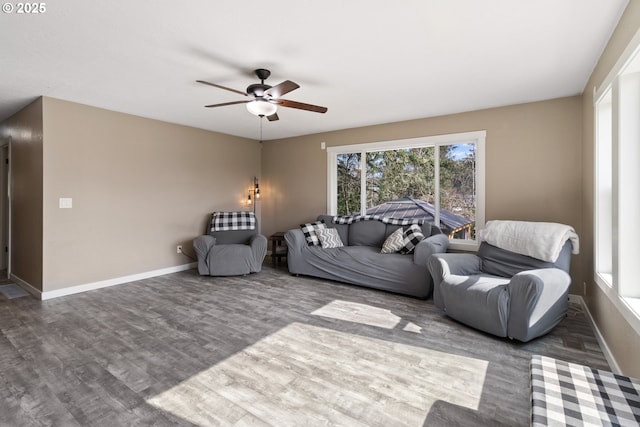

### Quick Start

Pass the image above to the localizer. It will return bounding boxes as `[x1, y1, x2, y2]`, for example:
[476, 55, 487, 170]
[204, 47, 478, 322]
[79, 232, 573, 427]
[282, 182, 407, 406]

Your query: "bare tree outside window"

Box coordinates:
[337, 153, 361, 216]
[335, 143, 476, 238]
[439, 143, 476, 238]
[365, 147, 435, 208]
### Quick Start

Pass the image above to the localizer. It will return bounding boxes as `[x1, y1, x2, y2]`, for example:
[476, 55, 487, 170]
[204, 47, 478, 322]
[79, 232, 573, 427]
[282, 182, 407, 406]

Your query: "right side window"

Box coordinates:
[595, 88, 612, 288]
[595, 44, 640, 317]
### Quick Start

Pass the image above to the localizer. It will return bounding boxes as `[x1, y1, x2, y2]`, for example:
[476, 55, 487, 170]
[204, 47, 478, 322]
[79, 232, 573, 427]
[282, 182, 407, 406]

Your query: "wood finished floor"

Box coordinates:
[0, 265, 609, 426]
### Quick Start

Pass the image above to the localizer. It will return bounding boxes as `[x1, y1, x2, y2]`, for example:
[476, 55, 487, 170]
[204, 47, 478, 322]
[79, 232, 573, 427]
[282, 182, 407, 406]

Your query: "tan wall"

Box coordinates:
[263, 96, 584, 290]
[41, 97, 261, 291]
[0, 98, 44, 290]
[582, 2, 640, 377]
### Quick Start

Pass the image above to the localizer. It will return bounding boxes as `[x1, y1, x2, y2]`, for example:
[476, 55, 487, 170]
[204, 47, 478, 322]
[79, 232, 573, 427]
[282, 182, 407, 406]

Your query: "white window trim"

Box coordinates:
[594, 86, 613, 292]
[593, 26, 640, 337]
[327, 130, 486, 251]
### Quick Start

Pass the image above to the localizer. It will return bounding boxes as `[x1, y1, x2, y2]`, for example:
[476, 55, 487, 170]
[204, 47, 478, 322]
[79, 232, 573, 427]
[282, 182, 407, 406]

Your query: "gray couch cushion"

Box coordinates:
[439, 274, 510, 337]
[206, 244, 255, 276]
[349, 220, 387, 247]
[479, 241, 572, 277]
[420, 222, 435, 237]
[210, 229, 256, 245]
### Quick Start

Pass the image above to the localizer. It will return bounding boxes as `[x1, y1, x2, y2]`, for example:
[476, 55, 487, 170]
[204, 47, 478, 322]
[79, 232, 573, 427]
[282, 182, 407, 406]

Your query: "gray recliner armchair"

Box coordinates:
[193, 212, 267, 276]
[427, 220, 578, 342]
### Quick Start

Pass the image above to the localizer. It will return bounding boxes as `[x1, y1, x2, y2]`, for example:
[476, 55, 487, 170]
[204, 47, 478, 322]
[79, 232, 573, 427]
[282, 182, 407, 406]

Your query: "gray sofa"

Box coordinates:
[427, 241, 572, 342]
[285, 214, 449, 298]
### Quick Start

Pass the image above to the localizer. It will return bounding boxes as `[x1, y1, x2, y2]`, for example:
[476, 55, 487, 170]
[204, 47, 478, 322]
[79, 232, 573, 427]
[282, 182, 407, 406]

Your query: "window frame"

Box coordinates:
[594, 87, 613, 290]
[327, 130, 486, 251]
[593, 27, 640, 336]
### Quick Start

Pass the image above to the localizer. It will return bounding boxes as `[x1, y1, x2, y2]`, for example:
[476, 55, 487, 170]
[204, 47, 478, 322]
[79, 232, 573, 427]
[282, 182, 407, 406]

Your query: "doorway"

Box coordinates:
[0, 140, 10, 279]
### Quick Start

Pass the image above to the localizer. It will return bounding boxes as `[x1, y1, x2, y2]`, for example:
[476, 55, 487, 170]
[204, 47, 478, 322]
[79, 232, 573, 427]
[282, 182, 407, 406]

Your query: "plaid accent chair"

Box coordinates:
[193, 212, 267, 276]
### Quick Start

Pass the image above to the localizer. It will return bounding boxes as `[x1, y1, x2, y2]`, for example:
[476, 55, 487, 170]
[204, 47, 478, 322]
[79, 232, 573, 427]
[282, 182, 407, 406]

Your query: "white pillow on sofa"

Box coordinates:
[316, 228, 344, 248]
[381, 227, 404, 253]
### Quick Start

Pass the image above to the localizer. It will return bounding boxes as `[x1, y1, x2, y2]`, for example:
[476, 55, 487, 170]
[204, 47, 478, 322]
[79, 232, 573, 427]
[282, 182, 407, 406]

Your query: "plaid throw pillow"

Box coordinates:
[300, 220, 326, 246]
[211, 211, 256, 231]
[316, 228, 344, 248]
[399, 224, 425, 254]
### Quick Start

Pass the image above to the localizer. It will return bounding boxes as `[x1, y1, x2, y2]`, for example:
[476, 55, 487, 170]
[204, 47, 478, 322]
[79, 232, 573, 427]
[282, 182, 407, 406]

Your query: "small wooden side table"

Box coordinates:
[268, 232, 287, 265]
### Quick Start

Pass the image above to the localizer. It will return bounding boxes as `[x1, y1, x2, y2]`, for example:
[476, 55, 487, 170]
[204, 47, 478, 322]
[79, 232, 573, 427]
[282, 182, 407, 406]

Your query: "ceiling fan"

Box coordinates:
[197, 68, 327, 121]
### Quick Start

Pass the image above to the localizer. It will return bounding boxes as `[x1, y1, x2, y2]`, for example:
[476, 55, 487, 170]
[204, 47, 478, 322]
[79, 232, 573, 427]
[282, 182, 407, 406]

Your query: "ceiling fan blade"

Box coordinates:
[276, 99, 328, 113]
[196, 80, 247, 96]
[204, 100, 251, 108]
[266, 113, 279, 122]
[264, 80, 299, 99]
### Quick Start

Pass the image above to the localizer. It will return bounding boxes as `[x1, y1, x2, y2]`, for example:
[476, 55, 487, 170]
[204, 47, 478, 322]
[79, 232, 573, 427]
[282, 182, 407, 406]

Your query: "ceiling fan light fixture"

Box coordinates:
[198, 69, 326, 122]
[246, 100, 277, 117]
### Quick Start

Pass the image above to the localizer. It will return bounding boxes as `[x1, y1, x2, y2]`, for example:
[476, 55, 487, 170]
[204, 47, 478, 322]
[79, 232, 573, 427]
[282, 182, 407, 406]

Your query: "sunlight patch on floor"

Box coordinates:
[147, 322, 488, 426]
[311, 299, 422, 332]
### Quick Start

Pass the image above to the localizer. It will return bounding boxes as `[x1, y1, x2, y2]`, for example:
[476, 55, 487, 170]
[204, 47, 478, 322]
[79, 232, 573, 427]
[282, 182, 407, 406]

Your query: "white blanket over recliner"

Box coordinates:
[479, 220, 579, 263]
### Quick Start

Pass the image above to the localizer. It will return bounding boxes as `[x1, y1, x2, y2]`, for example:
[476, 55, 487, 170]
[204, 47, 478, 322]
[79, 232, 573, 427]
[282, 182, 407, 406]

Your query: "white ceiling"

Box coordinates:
[0, 0, 628, 141]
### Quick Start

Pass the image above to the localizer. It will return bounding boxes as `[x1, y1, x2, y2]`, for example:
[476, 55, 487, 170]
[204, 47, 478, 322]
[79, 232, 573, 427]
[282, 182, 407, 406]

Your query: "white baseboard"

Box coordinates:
[568, 294, 621, 374]
[14, 263, 197, 301]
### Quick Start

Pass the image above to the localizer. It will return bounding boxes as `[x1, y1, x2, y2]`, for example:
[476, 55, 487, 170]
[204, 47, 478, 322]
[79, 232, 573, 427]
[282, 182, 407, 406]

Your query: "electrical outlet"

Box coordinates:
[176, 245, 183, 254]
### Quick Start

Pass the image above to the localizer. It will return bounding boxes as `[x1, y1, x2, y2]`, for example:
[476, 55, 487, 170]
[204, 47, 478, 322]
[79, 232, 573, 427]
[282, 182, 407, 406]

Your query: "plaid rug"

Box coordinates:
[531, 354, 640, 426]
